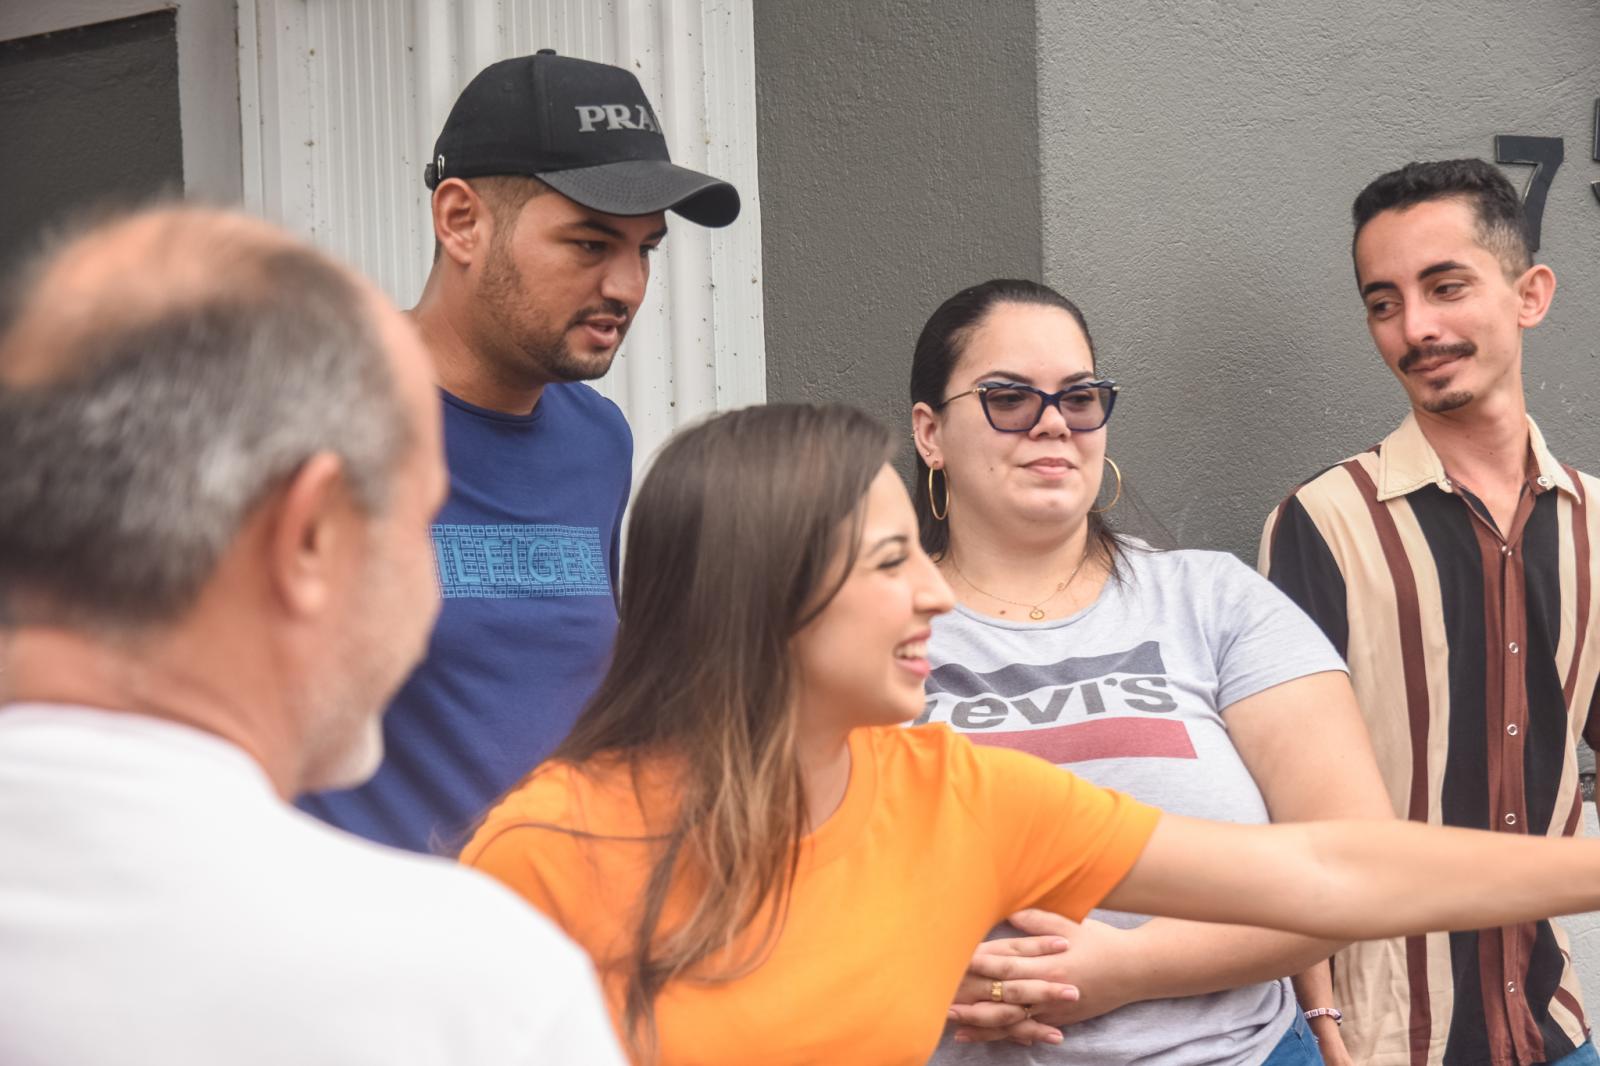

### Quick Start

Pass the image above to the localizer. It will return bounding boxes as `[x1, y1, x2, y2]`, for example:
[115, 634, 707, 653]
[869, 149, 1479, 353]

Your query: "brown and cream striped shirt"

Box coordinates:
[1260, 413, 1600, 1066]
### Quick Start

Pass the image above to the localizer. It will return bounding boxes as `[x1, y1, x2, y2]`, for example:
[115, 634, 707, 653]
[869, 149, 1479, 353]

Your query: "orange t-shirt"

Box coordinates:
[463, 724, 1159, 1066]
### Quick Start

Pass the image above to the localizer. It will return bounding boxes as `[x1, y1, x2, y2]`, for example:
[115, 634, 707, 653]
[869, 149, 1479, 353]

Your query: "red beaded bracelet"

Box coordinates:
[1304, 1007, 1343, 1026]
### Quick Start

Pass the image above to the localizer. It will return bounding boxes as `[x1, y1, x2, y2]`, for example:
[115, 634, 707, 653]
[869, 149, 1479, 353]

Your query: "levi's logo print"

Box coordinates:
[432, 524, 610, 599]
[919, 641, 1195, 763]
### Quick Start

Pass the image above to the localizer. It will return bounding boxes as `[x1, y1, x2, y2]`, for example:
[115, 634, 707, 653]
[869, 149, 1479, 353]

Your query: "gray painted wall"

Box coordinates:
[1035, 0, 1600, 1005]
[754, 0, 1041, 440]
[1038, 1, 1600, 559]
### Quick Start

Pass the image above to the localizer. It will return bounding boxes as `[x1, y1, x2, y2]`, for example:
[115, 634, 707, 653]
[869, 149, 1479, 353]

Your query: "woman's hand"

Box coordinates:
[946, 912, 1075, 1047]
[947, 910, 1138, 1046]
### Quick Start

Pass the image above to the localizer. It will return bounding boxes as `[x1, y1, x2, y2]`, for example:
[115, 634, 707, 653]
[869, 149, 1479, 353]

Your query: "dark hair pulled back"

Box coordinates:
[909, 278, 1123, 568]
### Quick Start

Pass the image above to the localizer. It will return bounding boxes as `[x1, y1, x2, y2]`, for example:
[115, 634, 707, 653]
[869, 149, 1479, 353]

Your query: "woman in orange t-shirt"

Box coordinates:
[465, 404, 1600, 1066]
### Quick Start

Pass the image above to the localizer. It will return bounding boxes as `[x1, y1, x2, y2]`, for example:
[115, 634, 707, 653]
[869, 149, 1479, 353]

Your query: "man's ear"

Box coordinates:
[911, 401, 944, 469]
[431, 178, 491, 269]
[1515, 263, 1557, 329]
[265, 452, 355, 618]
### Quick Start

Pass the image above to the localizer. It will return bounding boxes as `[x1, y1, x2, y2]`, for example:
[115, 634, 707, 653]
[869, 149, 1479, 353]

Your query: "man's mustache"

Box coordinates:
[1398, 341, 1476, 373]
[568, 300, 632, 329]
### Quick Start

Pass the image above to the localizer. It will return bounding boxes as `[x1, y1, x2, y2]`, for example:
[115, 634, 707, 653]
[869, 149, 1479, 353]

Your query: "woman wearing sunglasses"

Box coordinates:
[911, 279, 1386, 1066]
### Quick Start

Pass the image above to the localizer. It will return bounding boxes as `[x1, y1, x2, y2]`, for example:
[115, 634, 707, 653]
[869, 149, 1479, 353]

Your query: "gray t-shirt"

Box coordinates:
[922, 546, 1346, 1066]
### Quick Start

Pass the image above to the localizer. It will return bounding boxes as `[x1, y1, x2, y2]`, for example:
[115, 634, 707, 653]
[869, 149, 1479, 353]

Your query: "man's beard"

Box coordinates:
[479, 243, 629, 384]
[538, 300, 630, 382]
[1420, 390, 1474, 413]
[1398, 340, 1477, 413]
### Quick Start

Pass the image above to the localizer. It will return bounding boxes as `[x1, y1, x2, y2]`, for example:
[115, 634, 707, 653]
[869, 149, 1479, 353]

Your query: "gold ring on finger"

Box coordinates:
[990, 979, 1004, 1003]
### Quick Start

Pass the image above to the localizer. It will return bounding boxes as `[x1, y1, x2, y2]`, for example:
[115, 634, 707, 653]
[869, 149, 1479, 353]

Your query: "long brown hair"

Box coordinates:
[551, 403, 894, 1057]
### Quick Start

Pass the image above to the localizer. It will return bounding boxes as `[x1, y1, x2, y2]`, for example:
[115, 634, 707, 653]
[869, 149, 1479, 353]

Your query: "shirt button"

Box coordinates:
[1508, 981, 1519, 994]
[1509, 642, 1520, 654]
[1507, 723, 1520, 736]
[1537, 476, 1553, 489]
[1505, 813, 1518, 826]
[1501, 545, 1513, 557]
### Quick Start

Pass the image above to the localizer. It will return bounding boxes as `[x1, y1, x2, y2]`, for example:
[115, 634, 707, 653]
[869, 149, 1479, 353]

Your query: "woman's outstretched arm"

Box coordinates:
[1066, 671, 1392, 1003]
[1105, 813, 1600, 939]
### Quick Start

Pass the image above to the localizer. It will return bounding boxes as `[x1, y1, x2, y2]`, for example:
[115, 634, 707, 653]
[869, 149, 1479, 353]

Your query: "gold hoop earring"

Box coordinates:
[928, 465, 950, 522]
[1091, 457, 1122, 514]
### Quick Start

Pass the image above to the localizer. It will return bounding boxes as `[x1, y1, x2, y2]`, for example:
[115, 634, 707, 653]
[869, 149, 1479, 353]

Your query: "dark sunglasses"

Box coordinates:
[936, 379, 1120, 433]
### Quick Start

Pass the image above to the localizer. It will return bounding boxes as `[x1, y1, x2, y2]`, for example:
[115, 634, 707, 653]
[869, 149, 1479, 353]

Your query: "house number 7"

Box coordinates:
[1493, 100, 1600, 253]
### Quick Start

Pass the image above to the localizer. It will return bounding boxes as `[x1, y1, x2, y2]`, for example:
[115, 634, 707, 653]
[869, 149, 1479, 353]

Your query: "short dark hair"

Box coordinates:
[1351, 158, 1532, 277]
[430, 175, 549, 263]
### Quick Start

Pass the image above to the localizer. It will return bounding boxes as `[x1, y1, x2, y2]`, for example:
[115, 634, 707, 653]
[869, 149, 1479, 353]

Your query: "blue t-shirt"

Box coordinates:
[299, 384, 632, 853]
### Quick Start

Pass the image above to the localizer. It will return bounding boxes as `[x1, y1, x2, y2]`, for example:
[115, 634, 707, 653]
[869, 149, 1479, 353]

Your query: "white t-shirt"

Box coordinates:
[0, 704, 624, 1066]
[922, 546, 1347, 1066]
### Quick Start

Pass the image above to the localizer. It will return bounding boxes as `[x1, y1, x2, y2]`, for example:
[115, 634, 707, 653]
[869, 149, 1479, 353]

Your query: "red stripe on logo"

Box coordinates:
[969, 718, 1196, 763]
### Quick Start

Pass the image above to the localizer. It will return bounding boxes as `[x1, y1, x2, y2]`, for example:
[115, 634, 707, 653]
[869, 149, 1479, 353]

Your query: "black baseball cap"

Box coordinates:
[423, 50, 740, 228]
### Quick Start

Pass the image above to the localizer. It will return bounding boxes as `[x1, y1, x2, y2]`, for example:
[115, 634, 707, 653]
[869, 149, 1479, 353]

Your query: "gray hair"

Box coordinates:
[0, 231, 412, 630]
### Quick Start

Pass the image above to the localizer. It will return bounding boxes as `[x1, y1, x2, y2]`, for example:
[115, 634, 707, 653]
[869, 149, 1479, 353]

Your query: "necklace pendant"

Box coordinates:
[1029, 607, 1046, 621]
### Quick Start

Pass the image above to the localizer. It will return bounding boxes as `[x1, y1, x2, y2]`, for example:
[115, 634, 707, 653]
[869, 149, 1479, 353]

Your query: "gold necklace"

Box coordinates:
[948, 544, 1094, 621]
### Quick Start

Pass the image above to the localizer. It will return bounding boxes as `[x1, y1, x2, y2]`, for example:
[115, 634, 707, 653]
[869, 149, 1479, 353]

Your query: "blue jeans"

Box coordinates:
[1548, 1040, 1600, 1066]
[1261, 1010, 1324, 1066]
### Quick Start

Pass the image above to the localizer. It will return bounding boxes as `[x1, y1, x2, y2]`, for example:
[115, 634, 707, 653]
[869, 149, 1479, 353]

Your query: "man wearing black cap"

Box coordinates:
[300, 51, 739, 852]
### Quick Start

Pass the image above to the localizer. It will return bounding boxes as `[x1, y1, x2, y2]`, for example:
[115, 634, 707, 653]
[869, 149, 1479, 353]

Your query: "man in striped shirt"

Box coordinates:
[1261, 158, 1600, 1066]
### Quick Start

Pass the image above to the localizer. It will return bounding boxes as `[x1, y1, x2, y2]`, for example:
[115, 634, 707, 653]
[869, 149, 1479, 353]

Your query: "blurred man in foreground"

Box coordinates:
[0, 206, 623, 1065]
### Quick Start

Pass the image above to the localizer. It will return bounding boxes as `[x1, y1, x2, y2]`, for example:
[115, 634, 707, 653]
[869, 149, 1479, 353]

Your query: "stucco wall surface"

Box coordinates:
[1039, 0, 1600, 1011]
[754, 0, 1041, 437]
[1038, 0, 1600, 558]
